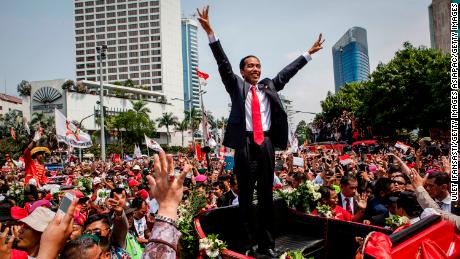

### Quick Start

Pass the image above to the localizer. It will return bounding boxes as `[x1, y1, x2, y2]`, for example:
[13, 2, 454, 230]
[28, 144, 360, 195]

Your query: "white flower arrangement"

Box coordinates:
[6, 183, 24, 207]
[199, 233, 227, 258]
[274, 180, 322, 213]
[385, 215, 410, 230]
[316, 203, 334, 218]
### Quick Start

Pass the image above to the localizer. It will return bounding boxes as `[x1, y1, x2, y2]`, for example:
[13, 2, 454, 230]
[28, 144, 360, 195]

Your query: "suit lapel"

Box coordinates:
[243, 80, 250, 99]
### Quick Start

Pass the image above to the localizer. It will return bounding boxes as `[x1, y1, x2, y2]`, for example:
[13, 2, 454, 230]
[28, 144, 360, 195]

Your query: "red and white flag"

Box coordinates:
[145, 134, 163, 152]
[340, 154, 352, 165]
[196, 68, 209, 86]
[395, 141, 410, 153]
[10, 127, 16, 140]
[55, 109, 92, 148]
[195, 143, 203, 161]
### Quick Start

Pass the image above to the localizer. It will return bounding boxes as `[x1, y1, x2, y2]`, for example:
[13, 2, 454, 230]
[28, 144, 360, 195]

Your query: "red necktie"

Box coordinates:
[251, 86, 264, 145]
[345, 197, 352, 215]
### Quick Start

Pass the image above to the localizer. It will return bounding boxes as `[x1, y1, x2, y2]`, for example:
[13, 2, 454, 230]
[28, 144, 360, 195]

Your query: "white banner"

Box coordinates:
[145, 134, 163, 152]
[55, 109, 92, 148]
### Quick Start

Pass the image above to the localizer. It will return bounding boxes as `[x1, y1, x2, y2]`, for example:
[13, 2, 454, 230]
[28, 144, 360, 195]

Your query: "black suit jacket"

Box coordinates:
[209, 40, 309, 149]
[337, 192, 359, 215]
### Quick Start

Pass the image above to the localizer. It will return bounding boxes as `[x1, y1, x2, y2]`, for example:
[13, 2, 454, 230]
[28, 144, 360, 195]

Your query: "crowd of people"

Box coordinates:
[0, 129, 455, 258]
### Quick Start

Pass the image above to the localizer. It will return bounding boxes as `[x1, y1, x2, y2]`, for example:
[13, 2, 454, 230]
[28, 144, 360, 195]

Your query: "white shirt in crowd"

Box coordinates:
[134, 216, 148, 238]
[435, 194, 452, 213]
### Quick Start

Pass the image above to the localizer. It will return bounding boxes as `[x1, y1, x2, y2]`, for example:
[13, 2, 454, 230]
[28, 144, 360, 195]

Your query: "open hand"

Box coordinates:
[0, 228, 13, 259]
[197, 6, 214, 36]
[308, 33, 325, 55]
[146, 152, 191, 220]
[37, 198, 78, 259]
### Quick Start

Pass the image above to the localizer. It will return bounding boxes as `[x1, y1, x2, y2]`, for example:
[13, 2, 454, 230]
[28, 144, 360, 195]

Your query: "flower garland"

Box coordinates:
[316, 203, 334, 218]
[76, 177, 92, 196]
[384, 215, 409, 230]
[280, 250, 306, 259]
[199, 233, 227, 258]
[6, 183, 24, 207]
[274, 181, 321, 213]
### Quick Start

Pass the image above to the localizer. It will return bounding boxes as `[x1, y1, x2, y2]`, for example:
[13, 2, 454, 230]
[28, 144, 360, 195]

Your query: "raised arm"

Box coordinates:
[272, 33, 324, 91]
[197, 6, 238, 94]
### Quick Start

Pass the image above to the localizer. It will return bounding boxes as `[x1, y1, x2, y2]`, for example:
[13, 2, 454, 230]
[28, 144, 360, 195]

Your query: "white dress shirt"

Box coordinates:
[340, 193, 354, 215]
[245, 85, 271, 131]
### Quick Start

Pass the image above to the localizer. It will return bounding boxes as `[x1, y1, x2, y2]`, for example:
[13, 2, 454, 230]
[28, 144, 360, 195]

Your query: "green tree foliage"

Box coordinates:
[175, 119, 189, 147]
[17, 80, 31, 97]
[119, 99, 156, 145]
[295, 120, 312, 144]
[316, 42, 450, 137]
[157, 112, 178, 145]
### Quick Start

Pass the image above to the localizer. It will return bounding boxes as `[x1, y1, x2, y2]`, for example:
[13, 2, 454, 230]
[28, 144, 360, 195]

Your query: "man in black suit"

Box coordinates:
[197, 6, 324, 257]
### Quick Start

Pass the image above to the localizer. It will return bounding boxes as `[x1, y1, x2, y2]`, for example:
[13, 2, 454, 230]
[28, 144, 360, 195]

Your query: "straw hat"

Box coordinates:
[30, 147, 51, 156]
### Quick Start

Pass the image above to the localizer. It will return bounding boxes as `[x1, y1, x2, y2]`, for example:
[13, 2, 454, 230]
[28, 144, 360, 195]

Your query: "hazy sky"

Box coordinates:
[0, 0, 433, 126]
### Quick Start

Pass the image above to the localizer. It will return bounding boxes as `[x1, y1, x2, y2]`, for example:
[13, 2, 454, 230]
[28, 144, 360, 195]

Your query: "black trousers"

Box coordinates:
[234, 134, 275, 250]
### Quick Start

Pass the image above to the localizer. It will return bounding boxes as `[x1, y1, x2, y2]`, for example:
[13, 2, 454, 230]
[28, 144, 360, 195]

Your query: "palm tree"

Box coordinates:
[131, 99, 151, 116]
[157, 112, 178, 145]
[175, 119, 189, 147]
[30, 112, 57, 149]
[216, 116, 228, 143]
[184, 107, 201, 142]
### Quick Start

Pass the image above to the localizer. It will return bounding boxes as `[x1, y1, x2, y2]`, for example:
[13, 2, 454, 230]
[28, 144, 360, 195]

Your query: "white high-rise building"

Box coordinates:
[73, 0, 186, 145]
[74, 0, 183, 100]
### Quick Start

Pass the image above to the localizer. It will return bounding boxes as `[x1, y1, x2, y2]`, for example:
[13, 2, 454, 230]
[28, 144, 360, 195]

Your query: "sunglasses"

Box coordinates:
[83, 227, 110, 236]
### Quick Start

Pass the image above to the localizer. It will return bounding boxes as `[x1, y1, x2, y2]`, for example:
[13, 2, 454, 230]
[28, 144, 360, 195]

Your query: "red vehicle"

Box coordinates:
[194, 199, 459, 258]
[305, 141, 349, 153]
[351, 140, 378, 148]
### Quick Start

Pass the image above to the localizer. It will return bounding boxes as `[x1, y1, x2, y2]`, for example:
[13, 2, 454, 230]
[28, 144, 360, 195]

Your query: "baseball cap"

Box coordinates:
[132, 165, 141, 171]
[92, 177, 102, 185]
[196, 174, 207, 183]
[19, 207, 55, 232]
[137, 189, 149, 200]
[128, 179, 140, 188]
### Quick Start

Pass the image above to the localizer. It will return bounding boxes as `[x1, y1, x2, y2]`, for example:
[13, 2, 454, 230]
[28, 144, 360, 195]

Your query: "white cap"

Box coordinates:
[133, 165, 141, 170]
[92, 177, 102, 185]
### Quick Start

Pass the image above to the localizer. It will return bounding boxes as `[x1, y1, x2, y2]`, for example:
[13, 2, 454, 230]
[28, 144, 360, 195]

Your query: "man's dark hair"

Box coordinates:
[212, 181, 225, 191]
[318, 186, 334, 200]
[239, 55, 259, 70]
[428, 171, 450, 186]
[387, 191, 422, 218]
[373, 178, 393, 198]
[84, 213, 112, 229]
[340, 175, 357, 186]
[61, 235, 110, 259]
[131, 197, 146, 210]
[109, 187, 126, 198]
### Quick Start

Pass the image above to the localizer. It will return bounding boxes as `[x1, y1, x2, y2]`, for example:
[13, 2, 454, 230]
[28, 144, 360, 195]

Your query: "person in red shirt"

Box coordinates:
[24, 140, 50, 187]
[312, 185, 353, 221]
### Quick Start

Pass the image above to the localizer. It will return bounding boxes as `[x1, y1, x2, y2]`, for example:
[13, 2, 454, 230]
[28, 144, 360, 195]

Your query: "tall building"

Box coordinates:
[279, 94, 294, 126]
[332, 27, 370, 93]
[428, 0, 451, 53]
[74, 0, 183, 101]
[73, 0, 187, 145]
[181, 18, 200, 111]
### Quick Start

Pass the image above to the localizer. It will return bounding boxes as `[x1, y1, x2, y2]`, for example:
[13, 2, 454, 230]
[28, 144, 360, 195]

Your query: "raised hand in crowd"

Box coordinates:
[36, 198, 79, 259]
[0, 227, 14, 259]
[146, 151, 192, 220]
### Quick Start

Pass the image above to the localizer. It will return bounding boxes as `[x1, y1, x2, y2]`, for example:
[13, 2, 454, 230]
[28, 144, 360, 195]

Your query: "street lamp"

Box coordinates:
[96, 44, 107, 161]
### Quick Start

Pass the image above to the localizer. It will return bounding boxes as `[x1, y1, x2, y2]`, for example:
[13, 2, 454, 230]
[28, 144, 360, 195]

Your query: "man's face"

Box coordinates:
[240, 57, 261, 85]
[134, 202, 148, 218]
[341, 180, 358, 197]
[36, 153, 45, 163]
[424, 178, 442, 199]
[17, 225, 42, 250]
[213, 186, 223, 197]
[85, 221, 111, 238]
